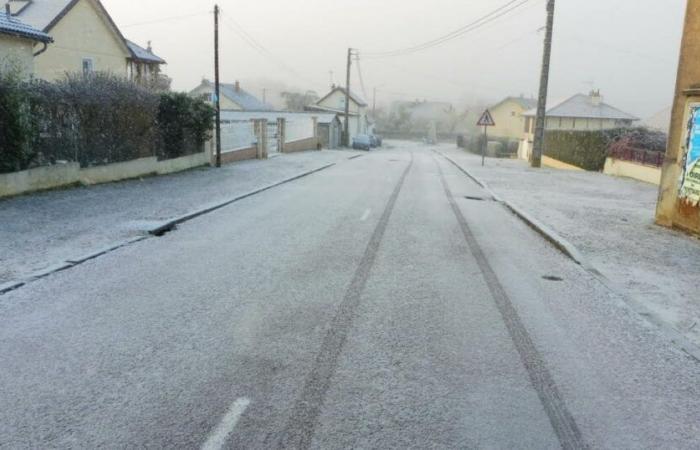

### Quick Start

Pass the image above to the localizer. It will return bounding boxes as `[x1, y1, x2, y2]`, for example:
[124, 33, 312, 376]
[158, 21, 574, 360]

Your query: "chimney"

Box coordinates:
[590, 89, 602, 106]
[6, 3, 10, 16]
[235, 80, 240, 92]
[147, 40, 152, 53]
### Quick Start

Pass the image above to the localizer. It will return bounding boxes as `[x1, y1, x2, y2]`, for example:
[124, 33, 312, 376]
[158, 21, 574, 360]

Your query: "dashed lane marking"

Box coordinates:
[201, 397, 251, 450]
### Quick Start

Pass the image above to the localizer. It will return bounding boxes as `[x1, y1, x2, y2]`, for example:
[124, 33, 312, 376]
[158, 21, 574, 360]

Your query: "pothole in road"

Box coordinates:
[542, 275, 564, 282]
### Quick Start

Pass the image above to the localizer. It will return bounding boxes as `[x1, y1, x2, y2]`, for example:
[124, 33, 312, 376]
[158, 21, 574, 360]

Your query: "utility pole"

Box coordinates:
[343, 48, 354, 147]
[373, 87, 377, 118]
[214, 4, 222, 168]
[531, 0, 555, 168]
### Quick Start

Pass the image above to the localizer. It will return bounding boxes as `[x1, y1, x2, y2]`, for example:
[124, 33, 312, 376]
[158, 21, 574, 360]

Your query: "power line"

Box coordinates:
[354, 54, 369, 102]
[364, 0, 533, 58]
[120, 12, 209, 28]
[218, 11, 322, 88]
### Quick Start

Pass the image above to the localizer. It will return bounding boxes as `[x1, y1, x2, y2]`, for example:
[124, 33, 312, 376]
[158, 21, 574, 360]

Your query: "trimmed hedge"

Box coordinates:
[544, 128, 667, 171]
[0, 73, 213, 174]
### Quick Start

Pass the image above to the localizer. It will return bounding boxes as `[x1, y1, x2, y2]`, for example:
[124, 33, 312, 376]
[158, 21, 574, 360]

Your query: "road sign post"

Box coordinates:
[476, 110, 496, 167]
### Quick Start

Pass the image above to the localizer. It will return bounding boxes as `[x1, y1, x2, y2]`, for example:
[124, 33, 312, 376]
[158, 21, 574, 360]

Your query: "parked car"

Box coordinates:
[370, 134, 383, 147]
[353, 135, 372, 151]
[369, 135, 379, 148]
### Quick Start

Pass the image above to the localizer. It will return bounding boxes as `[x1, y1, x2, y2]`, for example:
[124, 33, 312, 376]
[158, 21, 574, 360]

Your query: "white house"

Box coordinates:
[306, 85, 369, 145]
[519, 91, 639, 160]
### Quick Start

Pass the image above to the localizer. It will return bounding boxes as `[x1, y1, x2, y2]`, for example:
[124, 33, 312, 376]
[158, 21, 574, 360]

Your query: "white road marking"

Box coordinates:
[201, 397, 251, 450]
[360, 209, 372, 221]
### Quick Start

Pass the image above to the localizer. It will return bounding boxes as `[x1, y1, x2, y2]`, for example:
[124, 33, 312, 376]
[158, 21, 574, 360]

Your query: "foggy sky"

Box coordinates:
[103, 0, 687, 118]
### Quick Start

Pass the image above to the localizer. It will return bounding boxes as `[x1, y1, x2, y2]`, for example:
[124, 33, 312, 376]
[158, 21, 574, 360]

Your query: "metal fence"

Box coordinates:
[610, 147, 664, 167]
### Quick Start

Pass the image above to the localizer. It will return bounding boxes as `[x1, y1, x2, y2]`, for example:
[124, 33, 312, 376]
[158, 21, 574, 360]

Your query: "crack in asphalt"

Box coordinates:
[277, 154, 414, 449]
[434, 156, 589, 450]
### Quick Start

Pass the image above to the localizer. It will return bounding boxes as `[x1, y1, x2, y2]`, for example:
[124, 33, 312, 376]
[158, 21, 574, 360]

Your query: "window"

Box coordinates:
[82, 58, 94, 75]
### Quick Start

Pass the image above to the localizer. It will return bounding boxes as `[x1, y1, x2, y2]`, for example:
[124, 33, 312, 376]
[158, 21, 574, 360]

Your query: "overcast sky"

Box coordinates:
[104, 0, 686, 117]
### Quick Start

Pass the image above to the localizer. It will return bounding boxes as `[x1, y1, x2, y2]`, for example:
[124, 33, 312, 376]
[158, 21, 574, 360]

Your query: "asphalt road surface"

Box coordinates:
[1, 144, 698, 449]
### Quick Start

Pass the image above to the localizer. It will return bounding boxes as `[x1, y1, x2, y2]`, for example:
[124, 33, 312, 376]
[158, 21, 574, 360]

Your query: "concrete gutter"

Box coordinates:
[1, 162, 338, 297]
[437, 150, 700, 362]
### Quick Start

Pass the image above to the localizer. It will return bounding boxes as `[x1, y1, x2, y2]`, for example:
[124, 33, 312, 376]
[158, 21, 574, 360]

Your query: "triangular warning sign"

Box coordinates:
[477, 109, 496, 127]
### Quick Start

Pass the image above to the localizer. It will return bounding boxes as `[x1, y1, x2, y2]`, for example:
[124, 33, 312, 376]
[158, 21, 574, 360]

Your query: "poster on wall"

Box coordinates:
[680, 106, 700, 206]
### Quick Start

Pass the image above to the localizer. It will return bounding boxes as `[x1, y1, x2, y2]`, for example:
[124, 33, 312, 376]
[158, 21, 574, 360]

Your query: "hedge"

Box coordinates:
[0, 72, 214, 174]
[544, 128, 667, 171]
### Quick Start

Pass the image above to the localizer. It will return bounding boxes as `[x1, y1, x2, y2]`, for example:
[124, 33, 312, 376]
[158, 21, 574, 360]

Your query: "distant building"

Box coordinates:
[306, 86, 369, 145]
[643, 106, 672, 133]
[519, 91, 639, 160]
[8, 0, 165, 83]
[487, 96, 537, 141]
[190, 79, 273, 111]
[0, 5, 52, 77]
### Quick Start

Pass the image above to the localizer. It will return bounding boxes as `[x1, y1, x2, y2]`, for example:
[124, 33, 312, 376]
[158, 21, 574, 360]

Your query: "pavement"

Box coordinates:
[0, 150, 361, 287]
[0, 142, 698, 448]
[439, 145, 700, 351]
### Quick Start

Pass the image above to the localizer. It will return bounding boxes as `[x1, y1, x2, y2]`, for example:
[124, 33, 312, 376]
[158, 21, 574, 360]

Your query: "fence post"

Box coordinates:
[312, 116, 319, 150]
[277, 118, 286, 153]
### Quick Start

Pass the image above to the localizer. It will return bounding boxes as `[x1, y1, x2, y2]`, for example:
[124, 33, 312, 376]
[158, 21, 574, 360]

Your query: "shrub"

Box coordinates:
[157, 92, 214, 160]
[60, 73, 159, 167]
[1, 73, 215, 173]
[0, 71, 34, 173]
[544, 127, 667, 171]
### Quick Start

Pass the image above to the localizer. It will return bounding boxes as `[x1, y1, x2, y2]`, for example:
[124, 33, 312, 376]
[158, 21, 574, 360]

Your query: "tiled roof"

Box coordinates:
[524, 94, 638, 121]
[126, 40, 166, 64]
[219, 82, 273, 111]
[0, 11, 52, 42]
[492, 96, 537, 111]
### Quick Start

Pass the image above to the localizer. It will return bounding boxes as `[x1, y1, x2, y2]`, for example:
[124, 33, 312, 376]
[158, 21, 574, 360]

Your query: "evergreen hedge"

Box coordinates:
[0, 73, 214, 174]
[544, 128, 667, 171]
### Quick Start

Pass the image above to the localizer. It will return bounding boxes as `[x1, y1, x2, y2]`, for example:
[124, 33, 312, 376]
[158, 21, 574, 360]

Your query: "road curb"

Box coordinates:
[1, 162, 339, 297]
[437, 150, 700, 362]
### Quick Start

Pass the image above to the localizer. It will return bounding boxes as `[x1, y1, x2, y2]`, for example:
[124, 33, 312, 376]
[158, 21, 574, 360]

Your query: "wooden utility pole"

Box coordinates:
[214, 4, 222, 168]
[343, 48, 353, 147]
[656, 0, 700, 234]
[373, 87, 377, 118]
[531, 0, 556, 168]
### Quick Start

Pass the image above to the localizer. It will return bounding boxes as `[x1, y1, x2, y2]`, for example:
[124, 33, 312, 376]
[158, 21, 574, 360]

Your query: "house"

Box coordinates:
[8, 0, 165, 83]
[487, 96, 537, 141]
[0, 4, 52, 77]
[190, 79, 272, 111]
[317, 113, 342, 149]
[306, 85, 369, 145]
[126, 40, 166, 86]
[519, 90, 639, 160]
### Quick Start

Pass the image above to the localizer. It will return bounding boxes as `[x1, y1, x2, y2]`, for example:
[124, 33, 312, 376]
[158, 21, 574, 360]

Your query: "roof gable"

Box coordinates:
[14, 0, 129, 54]
[317, 86, 368, 108]
[491, 96, 537, 111]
